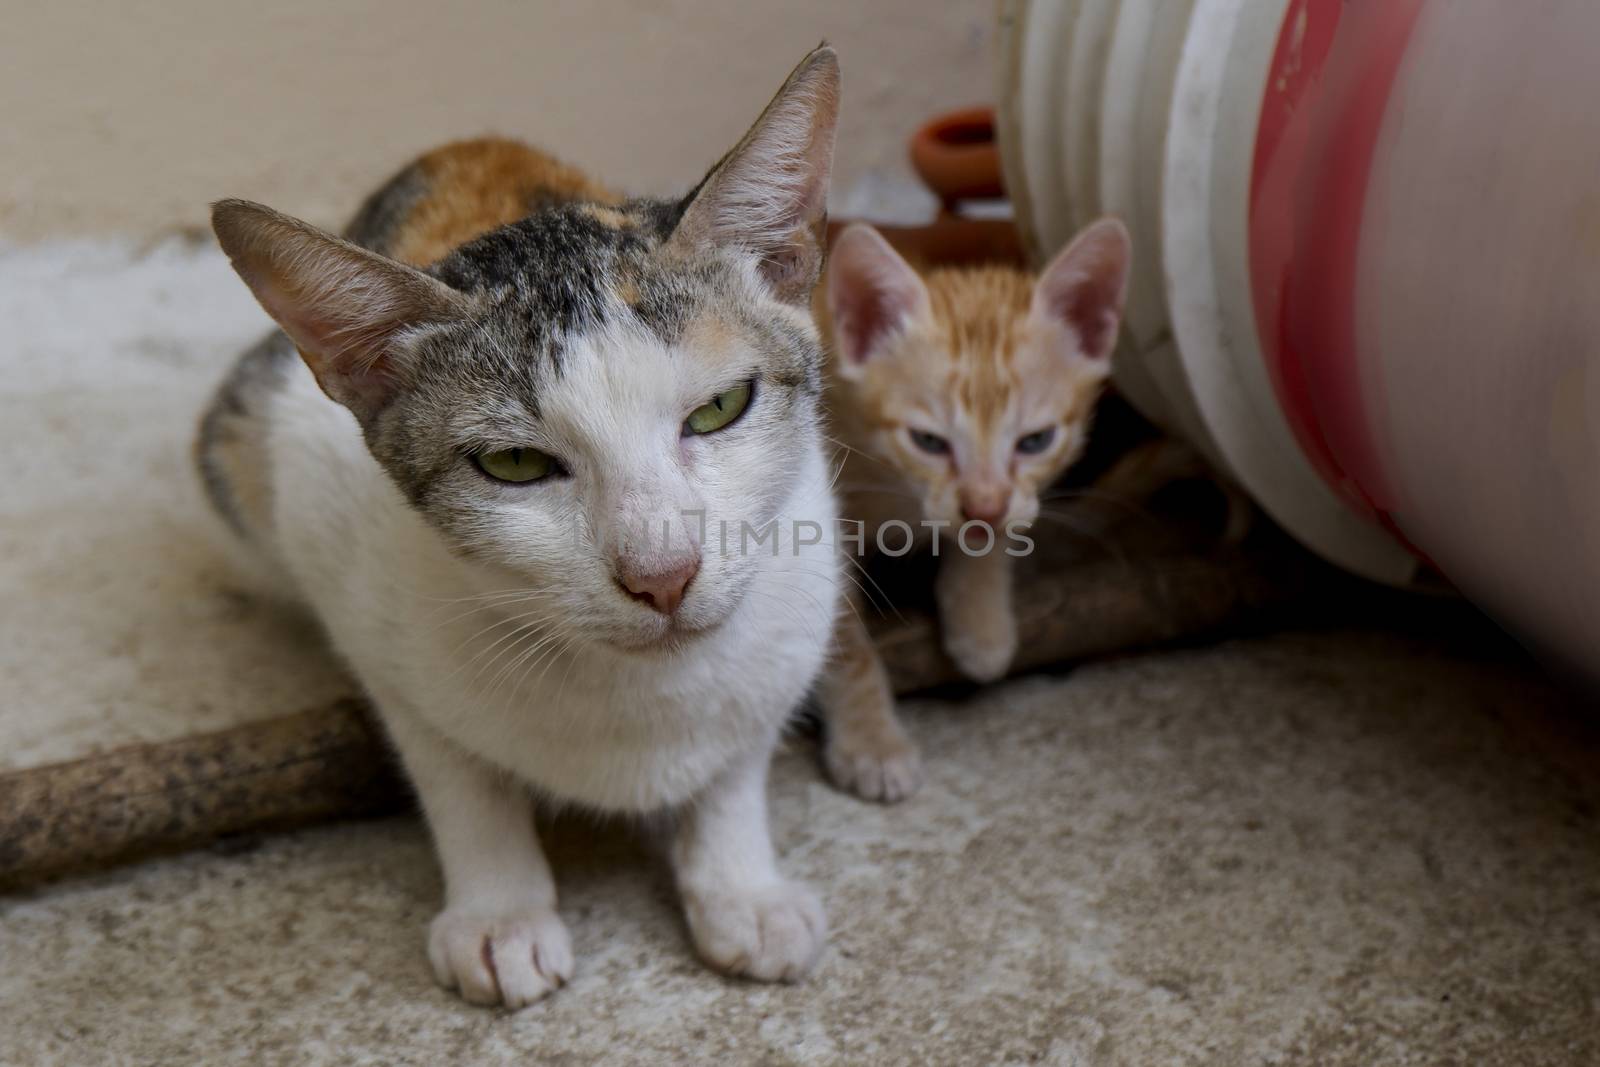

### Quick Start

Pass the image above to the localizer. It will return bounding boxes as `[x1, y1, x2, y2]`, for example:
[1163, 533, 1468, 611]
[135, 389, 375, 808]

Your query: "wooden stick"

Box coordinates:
[0, 700, 406, 890]
[0, 535, 1342, 891]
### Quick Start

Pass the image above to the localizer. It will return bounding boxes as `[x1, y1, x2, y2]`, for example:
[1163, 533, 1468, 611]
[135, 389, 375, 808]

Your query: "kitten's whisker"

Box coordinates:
[1038, 485, 1162, 524]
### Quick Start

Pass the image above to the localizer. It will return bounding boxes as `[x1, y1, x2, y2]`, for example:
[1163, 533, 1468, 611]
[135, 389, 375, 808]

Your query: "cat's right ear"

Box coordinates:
[1030, 217, 1132, 365]
[211, 199, 469, 423]
[826, 224, 930, 380]
[668, 45, 840, 305]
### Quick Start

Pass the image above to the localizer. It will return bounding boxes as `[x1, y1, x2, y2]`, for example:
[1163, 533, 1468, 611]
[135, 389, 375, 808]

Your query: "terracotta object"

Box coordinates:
[909, 106, 1005, 210]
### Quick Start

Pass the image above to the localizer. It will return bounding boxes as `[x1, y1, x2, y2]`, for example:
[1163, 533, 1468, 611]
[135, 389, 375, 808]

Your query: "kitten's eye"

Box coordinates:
[908, 428, 950, 455]
[474, 447, 558, 484]
[1016, 427, 1057, 455]
[684, 380, 754, 436]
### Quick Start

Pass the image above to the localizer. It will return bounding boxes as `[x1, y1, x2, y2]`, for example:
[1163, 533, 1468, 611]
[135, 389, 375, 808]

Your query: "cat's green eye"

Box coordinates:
[474, 447, 558, 484]
[683, 380, 753, 436]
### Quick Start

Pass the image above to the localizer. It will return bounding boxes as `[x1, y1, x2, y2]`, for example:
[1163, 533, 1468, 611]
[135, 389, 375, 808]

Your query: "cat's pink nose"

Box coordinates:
[616, 557, 700, 616]
[959, 489, 1009, 527]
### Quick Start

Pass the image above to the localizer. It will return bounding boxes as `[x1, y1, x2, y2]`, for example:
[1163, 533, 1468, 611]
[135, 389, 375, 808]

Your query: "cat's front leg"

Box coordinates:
[379, 700, 573, 1009]
[671, 747, 825, 982]
[936, 543, 1018, 683]
[816, 603, 922, 802]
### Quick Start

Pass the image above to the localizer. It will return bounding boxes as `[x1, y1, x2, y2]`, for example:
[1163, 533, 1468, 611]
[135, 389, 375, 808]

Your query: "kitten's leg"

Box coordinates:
[936, 545, 1018, 683]
[379, 701, 573, 1008]
[815, 603, 922, 802]
[672, 747, 826, 982]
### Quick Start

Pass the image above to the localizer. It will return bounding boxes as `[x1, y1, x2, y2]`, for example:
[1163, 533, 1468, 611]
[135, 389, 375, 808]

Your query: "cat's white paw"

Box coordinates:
[427, 904, 573, 1009]
[683, 880, 826, 982]
[825, 730, 923, 803]
[944, 621, 1018, 683]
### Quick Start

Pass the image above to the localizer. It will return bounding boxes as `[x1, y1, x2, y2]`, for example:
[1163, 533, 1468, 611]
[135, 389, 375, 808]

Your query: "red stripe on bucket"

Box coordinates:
[1248, 0, 1426, 549]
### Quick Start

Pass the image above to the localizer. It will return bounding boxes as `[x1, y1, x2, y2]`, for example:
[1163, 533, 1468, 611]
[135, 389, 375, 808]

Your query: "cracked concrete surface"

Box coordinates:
[4, 628, 1597, 1066]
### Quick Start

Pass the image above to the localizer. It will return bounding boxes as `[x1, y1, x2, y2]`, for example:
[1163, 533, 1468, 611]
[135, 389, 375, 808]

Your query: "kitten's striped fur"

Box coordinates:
[817, 220, 1131, 801]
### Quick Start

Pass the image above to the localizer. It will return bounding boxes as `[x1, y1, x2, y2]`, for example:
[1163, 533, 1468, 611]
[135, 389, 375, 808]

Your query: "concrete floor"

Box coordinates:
[3, 627, 1597, 1067]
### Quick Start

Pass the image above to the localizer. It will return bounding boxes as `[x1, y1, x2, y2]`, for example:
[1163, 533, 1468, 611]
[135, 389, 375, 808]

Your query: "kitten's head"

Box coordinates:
[212, 47, 839, 653]
[825, 219, 1130, 528]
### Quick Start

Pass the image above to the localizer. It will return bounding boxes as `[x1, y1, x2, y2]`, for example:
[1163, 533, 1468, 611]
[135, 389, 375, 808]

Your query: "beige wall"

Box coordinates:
[0, 1, 993, 241]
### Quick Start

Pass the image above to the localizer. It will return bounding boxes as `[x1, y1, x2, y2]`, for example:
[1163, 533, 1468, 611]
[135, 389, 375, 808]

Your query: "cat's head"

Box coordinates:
[212, 47, 839, 653]
[825, 219, 1130, 529]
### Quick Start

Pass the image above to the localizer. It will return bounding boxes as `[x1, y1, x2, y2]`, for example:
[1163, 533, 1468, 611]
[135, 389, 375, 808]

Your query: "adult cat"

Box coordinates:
[198, 48, 843, 1007]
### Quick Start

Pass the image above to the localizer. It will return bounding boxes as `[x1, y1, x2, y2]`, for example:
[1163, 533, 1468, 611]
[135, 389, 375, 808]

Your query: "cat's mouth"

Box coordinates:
[606, 612, 728, 657]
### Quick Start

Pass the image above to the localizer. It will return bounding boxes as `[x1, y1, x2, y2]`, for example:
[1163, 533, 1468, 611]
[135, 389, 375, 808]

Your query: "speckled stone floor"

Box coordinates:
[4, 628, 1596, 1067]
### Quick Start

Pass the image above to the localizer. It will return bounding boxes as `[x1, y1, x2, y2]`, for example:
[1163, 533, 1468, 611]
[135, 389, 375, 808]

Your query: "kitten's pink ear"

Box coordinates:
[1031, 218, 1132, 363]
[211, 199, 468, 423]
[669, 45, 839, 304]
[826, 223, 930, 378]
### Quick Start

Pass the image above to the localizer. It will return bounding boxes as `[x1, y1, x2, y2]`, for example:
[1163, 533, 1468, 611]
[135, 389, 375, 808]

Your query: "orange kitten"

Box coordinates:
[817, 219, 1131, 801]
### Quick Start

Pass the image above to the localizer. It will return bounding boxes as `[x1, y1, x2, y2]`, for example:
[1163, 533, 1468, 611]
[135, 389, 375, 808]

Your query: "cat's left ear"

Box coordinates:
[826, 223, 930, 379]
[1030, 218, 1132, 364]
[668, 45, 839, 304]
[211, 199, 470, 424]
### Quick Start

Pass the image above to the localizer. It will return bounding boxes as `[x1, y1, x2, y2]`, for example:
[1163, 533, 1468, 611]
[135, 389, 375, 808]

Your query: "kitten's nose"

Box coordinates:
[959, 489, 1010, 527]
[616, 557, 701, 616]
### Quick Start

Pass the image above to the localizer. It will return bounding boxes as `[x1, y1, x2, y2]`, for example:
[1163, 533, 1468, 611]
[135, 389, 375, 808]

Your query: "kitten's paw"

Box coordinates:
[944, 622, 1018, 683]
[428, 904, 573, 1009]
[683, 880, 826, 983]
[824, 730, 923, 803]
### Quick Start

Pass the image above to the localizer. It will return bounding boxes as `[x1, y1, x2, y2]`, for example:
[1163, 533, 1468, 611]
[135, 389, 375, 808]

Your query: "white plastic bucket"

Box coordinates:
[999, 0, 1600, 668]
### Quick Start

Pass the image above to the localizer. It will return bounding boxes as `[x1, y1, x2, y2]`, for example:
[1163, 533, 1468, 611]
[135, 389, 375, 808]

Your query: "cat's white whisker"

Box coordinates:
[746, 589, 824, 649]
[428, 593, 565, 639]
[461, 623, 556, 693]
[485, 628, 569, 706]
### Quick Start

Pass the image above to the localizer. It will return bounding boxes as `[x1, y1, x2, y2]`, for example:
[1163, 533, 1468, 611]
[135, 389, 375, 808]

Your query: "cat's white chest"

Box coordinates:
[410, 564, 834, 810]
